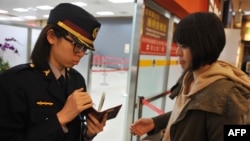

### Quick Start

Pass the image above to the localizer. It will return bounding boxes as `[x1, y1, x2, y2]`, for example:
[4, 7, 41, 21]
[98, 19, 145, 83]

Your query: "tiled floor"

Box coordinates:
[88, 66, 128, 141]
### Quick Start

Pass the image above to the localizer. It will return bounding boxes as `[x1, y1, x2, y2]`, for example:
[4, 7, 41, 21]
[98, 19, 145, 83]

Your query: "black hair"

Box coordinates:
[173, 12, 226, 71]
[30, 24, 67, 69]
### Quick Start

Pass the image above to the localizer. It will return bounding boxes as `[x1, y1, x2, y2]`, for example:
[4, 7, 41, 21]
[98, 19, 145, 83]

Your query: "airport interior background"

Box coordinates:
[1, 0, 250, 141]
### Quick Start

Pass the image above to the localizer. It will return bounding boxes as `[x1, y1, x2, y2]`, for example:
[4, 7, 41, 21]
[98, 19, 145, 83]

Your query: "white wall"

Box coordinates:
[0, 24, 28, 67]
[219, 29, 241, 66]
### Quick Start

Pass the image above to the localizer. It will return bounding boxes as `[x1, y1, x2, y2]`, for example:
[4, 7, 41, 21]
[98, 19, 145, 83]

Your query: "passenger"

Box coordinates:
[130, 12, 250, 141]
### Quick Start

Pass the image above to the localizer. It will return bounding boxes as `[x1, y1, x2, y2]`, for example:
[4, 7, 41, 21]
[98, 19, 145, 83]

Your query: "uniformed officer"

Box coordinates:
[0, 3, 107, 141]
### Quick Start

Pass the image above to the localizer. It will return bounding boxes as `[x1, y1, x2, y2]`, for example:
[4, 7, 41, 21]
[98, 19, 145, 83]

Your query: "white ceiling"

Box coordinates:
[0, 0, 250, 22]
[0, 0, 135, 22]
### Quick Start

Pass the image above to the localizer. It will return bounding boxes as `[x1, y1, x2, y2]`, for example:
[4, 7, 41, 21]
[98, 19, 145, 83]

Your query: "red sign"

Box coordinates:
[140, 35, 166, 55]
[140, 6, 168, 56]
[170, 43, 177, 56]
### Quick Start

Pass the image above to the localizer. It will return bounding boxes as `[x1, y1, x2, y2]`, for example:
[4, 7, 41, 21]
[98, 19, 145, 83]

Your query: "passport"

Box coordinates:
[84, 104, 122, 122]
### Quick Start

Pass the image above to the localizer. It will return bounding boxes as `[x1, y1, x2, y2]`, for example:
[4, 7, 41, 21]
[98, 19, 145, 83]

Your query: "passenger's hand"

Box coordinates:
[86, 112, 107, 137]
[57, 88, 93, 125]
[130, 118, 154, 136]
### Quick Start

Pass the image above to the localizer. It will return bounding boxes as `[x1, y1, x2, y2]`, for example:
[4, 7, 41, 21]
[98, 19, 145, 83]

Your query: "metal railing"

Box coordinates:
[136, 90, 171, 141]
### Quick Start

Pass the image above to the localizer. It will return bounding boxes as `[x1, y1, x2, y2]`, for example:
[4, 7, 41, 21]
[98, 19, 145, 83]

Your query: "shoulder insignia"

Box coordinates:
[29, 63, 35, 68]
[43, 69, 50, 76]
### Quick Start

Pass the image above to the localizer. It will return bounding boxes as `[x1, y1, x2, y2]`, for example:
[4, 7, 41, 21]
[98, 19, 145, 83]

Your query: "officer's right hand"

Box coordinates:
[57, 88, 93, 125]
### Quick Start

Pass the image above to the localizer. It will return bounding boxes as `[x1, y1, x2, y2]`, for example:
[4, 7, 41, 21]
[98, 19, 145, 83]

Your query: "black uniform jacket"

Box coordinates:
[0, 63, 88, 141]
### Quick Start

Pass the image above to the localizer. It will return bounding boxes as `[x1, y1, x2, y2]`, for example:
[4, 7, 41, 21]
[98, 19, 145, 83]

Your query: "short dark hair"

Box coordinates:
[30, 24, 67, 69]
[173, 12, 226, 71]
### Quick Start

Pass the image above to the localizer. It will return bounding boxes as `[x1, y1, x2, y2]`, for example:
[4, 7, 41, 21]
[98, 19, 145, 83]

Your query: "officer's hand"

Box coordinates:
[57, 88, 93, 125]
[85, 112, 107, 137]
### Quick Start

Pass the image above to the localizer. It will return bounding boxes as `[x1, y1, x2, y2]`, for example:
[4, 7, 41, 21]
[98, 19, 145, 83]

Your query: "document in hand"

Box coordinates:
[84, 104, 122, 122]
[84, 92, 122, 121]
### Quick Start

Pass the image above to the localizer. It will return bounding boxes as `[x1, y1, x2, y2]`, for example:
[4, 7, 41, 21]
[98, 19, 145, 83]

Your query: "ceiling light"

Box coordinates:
[10, 17, 23, 21]
[96, 11, 114, 16]
[71, 2, 87, 7]
[0, 10, 8, 14]
[108, 0, 134, 3]
[0, 17, 7, 21]
[0, 15, 10, 21]
[27, 7, 37, 11]
[23, 16, 37, 20]
[43, 15, 49, 18]
[13, 8, 28, 12]
[245, 11, 250, 15]
[36, 5, 53, 10]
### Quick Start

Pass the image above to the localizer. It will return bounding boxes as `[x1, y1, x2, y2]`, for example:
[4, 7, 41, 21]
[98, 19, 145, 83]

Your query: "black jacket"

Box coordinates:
[0, 63, 88, 141]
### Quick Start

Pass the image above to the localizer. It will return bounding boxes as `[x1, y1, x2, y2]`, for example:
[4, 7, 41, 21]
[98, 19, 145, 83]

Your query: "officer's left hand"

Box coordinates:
[86, 112, 108, 137]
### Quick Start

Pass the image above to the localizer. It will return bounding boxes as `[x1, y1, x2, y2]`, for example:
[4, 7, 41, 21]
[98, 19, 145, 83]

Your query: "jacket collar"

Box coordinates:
[30, 63, 71, 104]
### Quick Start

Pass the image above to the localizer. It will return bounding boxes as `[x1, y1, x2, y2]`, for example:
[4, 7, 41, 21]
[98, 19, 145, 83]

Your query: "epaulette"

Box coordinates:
[20, 63, 51, 77]
[10, 63, 34, 71]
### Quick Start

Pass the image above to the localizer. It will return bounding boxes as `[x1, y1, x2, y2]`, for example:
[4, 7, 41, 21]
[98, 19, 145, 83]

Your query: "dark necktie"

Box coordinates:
[58, 75, 67, 96]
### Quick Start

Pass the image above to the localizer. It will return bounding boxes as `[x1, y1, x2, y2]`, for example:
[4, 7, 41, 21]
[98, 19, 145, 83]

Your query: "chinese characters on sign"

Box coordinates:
[140, 6, 168, 56]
